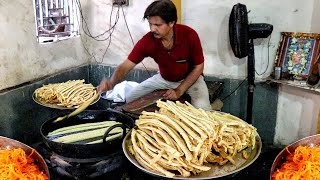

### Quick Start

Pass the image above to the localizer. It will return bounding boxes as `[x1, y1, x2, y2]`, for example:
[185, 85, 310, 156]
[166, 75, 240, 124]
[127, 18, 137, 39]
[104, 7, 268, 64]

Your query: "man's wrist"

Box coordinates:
[175, 88, 184, 97]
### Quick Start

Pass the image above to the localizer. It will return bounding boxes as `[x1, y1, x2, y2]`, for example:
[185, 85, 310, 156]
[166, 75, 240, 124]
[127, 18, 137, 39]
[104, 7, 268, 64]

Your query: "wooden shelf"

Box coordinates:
[266, 77, 320, 94]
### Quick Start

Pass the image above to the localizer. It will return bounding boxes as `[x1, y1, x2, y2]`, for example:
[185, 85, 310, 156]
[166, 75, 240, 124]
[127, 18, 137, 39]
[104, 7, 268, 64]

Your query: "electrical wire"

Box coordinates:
[75, 0, 120, 41]
[221, 78, 247, 101]
[120, 5, 152, 78]
[255, 35, 272, 76]
[75, 1, 98, 63]
[75, 0, 121, 63]
[102, 5, 118, 62]
[222, 34, 272, 101]
[75, 0, 152, 76]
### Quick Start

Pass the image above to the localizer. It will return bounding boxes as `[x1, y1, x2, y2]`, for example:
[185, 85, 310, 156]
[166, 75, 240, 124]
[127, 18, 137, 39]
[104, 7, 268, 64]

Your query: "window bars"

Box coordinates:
[34, 0, 80, 43]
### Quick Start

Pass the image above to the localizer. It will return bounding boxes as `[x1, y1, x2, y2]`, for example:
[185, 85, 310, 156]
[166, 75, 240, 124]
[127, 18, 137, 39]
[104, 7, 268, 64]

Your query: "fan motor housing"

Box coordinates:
[229, 3, 273, 58]
[249, 23, 273, 39]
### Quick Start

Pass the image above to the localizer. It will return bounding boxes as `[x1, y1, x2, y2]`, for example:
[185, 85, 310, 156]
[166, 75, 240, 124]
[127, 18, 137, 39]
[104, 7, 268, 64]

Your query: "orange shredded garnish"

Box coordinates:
[0, 148, 49, 180]
[272, 145, 320, 180]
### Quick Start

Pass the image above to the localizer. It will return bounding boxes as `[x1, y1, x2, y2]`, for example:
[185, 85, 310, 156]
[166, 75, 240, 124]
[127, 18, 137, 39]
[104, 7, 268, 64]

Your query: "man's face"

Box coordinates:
[148, 16, 174, 39]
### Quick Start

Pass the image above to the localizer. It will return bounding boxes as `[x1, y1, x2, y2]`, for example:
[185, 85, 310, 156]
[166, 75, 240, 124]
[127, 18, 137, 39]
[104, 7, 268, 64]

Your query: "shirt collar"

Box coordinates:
[173, 24, 181, 46]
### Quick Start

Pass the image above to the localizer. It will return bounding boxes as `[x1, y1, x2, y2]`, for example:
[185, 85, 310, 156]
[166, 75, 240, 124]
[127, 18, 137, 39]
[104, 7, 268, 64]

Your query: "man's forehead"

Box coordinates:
[148, 16, 165, 24]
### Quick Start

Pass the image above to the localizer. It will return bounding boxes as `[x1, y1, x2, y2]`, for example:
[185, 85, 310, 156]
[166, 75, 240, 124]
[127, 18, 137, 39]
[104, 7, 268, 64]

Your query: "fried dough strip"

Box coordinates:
[139, 125, 183, 157]
[137, 134, 181, 167]
[134, 150, 160, 173]
[135, 131, 160, 153]
[141, 111, 196, 151]
[64, 84, 94, 103]
[136, 119, 193, 161]
[157, 101, 208, 139]
[136, 129, 161, 150]
[131, 129, 175, 177]
[158, 109, 203, 143]
[164, 101, 212, 139]
[176, 101, 218, 130]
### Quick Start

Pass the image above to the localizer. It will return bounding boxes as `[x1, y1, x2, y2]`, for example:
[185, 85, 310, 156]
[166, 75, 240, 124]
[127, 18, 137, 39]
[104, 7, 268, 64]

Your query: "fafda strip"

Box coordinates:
[129, 100, 258, 177]
[34, 79, 97, 108]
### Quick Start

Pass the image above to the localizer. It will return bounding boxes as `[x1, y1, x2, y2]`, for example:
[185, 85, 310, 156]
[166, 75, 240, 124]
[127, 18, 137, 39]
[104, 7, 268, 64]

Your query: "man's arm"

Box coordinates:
[163, 62, 204, 100]
[97, 59, 136, 92]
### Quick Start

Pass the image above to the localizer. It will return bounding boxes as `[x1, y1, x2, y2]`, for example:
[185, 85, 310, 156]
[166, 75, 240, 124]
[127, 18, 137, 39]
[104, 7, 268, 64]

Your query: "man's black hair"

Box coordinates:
[143, 0, 177, 24]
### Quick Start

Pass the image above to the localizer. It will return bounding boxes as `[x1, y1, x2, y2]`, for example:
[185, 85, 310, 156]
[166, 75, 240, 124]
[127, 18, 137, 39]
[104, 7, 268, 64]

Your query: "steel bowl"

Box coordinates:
[270, 134, 320, 179]
[0, 136, 50, 179]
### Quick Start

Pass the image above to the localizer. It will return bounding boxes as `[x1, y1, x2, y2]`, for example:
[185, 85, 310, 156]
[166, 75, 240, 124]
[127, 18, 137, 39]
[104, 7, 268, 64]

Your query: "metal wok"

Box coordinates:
[40, 109, 134, 159]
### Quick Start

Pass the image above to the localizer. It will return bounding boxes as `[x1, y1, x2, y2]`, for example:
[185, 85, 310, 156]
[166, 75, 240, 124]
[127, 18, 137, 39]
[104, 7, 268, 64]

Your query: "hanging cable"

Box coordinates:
[101, 5, 118, 62]
[75, 0, 121, 63]
[75, 0, 120, 41]
[255, 35, 272, 76]
[221, 78, 247, 101]
[75, 0, 98, 62]
[121, 5, 152, 78]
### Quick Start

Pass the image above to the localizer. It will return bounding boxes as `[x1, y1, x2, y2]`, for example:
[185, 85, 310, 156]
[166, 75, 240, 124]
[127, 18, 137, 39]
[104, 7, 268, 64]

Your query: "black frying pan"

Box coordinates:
[40, 109, 134, 159]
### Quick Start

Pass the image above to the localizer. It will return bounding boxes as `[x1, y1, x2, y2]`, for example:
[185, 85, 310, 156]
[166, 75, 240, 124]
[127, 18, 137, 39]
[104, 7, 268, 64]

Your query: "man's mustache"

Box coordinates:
[153, 32, 159, 36]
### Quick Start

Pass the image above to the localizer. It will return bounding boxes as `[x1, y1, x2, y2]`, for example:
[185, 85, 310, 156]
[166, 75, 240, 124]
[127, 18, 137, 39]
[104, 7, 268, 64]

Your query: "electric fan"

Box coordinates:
[229, 3, 273, 124]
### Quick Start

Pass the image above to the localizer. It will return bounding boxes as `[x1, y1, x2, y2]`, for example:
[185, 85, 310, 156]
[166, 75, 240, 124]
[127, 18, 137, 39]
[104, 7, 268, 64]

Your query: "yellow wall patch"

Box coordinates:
[172, 0, 181, 24]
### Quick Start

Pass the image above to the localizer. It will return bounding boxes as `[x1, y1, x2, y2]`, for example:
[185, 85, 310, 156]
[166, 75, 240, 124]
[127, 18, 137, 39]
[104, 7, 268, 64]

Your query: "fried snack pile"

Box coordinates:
[34, 79, 97, 108]
[129, 100, 257, 178]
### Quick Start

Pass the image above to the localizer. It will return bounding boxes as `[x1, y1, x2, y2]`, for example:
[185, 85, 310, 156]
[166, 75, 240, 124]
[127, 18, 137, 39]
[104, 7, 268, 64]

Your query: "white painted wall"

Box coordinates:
[0, 0, 88, 90]
[83, 0, 157, 69]
[1, 0, 319, 145]
[274, 86, 320, 145]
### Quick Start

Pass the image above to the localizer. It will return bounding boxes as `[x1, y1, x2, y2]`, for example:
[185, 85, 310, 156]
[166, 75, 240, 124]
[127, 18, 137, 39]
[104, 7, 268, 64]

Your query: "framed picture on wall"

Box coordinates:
[274, 32, 320, 80]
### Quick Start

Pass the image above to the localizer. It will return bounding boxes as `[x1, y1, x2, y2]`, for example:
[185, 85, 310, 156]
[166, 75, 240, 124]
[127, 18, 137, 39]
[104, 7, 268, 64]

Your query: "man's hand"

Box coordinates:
[97, 78, 112, 93]
[163, 88, 183, 100]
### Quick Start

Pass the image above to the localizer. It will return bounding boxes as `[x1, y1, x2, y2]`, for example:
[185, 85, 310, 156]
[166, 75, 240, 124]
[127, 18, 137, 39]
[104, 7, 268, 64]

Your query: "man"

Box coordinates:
[98, 0, 211, 110]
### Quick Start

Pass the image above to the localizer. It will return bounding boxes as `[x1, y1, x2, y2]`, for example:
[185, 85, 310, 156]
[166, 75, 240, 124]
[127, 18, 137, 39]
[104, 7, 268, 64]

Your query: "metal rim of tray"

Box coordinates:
[32, 92, 100, 110]
[122, 127, 262, 179]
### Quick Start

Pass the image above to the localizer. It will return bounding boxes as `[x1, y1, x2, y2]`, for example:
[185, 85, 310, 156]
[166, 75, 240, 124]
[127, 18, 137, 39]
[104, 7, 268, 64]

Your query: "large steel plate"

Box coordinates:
[123, 127, 262, 179]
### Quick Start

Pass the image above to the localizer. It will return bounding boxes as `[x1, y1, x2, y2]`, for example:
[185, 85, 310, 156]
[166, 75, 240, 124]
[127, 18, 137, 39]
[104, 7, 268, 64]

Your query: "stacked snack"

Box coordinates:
[128, 100, 257, 177]
[34, 79, 97, 108]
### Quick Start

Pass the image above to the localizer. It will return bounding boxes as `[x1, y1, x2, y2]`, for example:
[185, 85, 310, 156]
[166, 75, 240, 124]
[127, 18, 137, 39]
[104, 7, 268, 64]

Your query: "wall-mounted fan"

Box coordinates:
[229, 3, 273, 124]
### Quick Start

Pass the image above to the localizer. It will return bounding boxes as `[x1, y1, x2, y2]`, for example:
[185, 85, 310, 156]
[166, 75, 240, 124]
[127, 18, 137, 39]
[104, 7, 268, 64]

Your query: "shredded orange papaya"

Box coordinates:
[0, 147, 49, 180]
[272, 145, 320, 180]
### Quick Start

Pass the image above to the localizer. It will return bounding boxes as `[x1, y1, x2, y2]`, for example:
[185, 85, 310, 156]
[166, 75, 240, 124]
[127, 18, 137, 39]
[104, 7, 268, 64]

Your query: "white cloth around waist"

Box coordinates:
[101, 81, 139, 102]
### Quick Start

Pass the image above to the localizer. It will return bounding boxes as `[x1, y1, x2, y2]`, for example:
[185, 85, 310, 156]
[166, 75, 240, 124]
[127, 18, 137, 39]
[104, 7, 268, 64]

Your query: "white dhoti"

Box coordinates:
[126, 74, 211, 110]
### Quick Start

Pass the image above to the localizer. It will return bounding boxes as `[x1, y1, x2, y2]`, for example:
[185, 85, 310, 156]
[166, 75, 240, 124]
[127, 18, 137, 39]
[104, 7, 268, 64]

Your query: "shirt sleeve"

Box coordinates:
[127, 36, 148, 64]
[190, 30, 204, 65]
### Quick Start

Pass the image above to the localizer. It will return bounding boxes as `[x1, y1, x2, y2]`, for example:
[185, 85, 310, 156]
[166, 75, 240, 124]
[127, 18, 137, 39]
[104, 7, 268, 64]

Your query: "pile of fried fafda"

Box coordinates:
[128, 100, 257, 178]
[34, 79, 97, 108]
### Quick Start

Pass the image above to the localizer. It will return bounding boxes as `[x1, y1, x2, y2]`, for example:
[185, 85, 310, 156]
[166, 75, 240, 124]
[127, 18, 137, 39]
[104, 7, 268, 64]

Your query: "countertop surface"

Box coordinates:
[48, 146, 282, 180]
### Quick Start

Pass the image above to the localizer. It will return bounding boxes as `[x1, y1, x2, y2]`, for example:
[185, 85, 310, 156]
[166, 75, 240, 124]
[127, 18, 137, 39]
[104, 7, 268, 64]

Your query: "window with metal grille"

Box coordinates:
[33, 0, 80, 43]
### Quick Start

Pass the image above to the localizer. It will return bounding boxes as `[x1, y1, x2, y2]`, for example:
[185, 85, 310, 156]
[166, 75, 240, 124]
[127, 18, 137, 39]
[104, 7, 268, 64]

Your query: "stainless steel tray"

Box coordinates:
[122, 127, 262, 179]
[32, 92, 100, 110]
